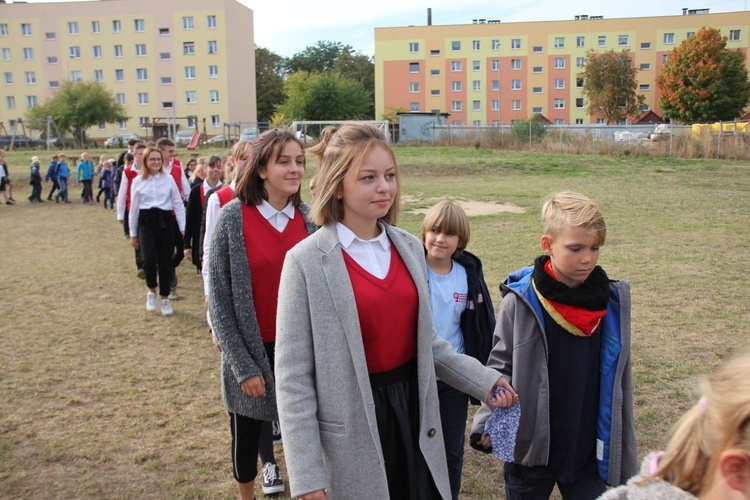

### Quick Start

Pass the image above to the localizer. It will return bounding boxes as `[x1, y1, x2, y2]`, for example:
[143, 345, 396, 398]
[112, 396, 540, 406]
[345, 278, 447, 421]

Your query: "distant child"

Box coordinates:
[100, 159, 115, 210]
[77, 152, 95, 204]
[45, 155, 60, 200]
[471, 191, 637, 499]
[54, 154, 70, 203]
[599, 348, 750, 499]
[28, 156, 43, 202]
[0, 148, 13, 205]
[420, 201, 496, 500]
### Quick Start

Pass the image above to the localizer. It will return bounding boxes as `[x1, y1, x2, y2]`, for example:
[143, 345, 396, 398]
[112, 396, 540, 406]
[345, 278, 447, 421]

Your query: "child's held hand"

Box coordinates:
[486, 379, 519, 408]
[478, 433, 492, 449]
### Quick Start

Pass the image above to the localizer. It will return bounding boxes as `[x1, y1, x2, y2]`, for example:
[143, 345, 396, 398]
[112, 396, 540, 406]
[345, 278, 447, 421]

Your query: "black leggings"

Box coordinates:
[138, 208, 176, 297]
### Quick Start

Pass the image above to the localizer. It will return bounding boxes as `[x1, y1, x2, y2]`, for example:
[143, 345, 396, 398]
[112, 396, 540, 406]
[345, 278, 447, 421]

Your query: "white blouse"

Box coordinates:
[128, 172, 186, 237]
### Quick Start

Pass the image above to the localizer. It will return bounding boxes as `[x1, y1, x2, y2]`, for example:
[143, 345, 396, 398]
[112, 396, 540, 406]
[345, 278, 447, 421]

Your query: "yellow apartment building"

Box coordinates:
[0, 0, 255, 140]
[375, 9, 750, 125]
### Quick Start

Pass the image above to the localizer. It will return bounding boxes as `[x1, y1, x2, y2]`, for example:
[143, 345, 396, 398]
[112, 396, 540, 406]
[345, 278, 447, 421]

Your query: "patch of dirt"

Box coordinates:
[405, 196, 525, 216]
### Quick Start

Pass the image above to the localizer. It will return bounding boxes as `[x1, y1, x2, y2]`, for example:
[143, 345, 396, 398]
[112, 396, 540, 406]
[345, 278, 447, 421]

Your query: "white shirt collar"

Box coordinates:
[202, 180, 222, 195]
[257, 199, 296, 221]
[336, 222, 390, 251]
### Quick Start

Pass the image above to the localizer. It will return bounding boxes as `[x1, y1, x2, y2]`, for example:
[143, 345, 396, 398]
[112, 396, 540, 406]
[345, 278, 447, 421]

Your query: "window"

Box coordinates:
[2, 49, 9, 61]
[24, 71, 37, 85]
[641, 42, 652, 49]
[430, 69, 440, 76]
[159, 27, 170, 35]
[730, 29, 741, 41]
[93, 45, 102, 58]
[68, 22, 79, 35]
[532, 86, 543, 94]
[511, 39, 521, 49]
[473, 80, 481, 91]
[451, 81, 462, 92]
[139, 117, 148, 128]
[409, 62, 419, 73]
[69, 46, 81, 59]
[184, 66, 196, 79]
[639, 84, 650, 91]
[554, 78, 565, 89]
[49, 80, 59, 88]
[576, 36, 585, 47]
[21, 24, 32, 36]
[451, 41, 461, 51]
[209, 90, 219, 103]
[575, 118, 584, 124]
[618, 35, 629, 46]
[554, 98, 565, 109]
[640, 63, 651, 71]
[491, 80, 499, 91]
[136, 68, 147, 81]
[511, 99, 521, 110]
[162, 101, 173, 109]
[97, 123, 106, 130]
[159, 52, 171, 60]
[663, 54, 669, 64]
[533, 107, 543, 114]
[451, 101, 462, 111]
[207, 15, 217, 29]
[134, 19, 145, 32]
[430, 49, 440, 56]
[114, 45, 123, 57]
[211, 115, 220, 128]
[209, 65, 218, 78]
[554, 119, 564, 125]
[576, 98, 584, 108]
[68, 71, 80, 83]
[183, 17, 194, 30]
[554, 37, 565, 48]
[208, 41, 217, 54]
[409, 42, 419, 53]
[3, 72, 12, 84]
[576, 57, 585, 68]
[686, 31, 695, 39]
[430, 89, 440, 96]
[409, 82, 419, 93]
[47, 56, 57, 64]
[91, 21, 100, 34]
[185, 91, 197, 104]
[138, 92, 148, 105]
[532, 66, 542, 73]
[451, 61, 462, 72]
[160, 77, 172, 85]
[116, 93, 125, 105]
[94, 69, 103, 82]
[664, 33, 674, 44]
[472, 40, 480, 51]
[492, 39, 500, 50]
[6, 96, 14, 109]
[183, 42, 195, 55]
[533, 46, 543, 53]
[472, 60, 480, 71]
[135, 44, 146, 57]
[554, 58, 565, 69]
[187, 116, 197, 129]
[112, 20, 121, 33]
[491, 59, 499, 71]
[115, 69, 124, 82]
[45, 32, 56, 40]
[118, 121, 126, 129]
[598, 36, 606, 46]
[472, 100, 481, 111]
[23, 48, 34, 60]
[576, 77, 584, 88]
[596, 118, 605, 124]
[511, 79, 521, 90]
[0, 24, 8, 36]
[640, 104, 650, 112]
[511, 59, 521, 70]
[473, 120, 481, 127]
[491, 100, 499, 111]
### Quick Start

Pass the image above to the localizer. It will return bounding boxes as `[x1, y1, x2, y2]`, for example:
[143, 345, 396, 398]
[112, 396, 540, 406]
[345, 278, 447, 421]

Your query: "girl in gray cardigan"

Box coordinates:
[208, 130, 317, 499]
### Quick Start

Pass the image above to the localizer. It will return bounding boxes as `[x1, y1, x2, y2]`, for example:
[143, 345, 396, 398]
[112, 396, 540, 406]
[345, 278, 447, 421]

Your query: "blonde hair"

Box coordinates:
[224, 140, 252, 184]
[308, 122, 399, 226]
[542, 191, 606, 246]
[189, 164, 204, 184]
[420, 201, 470, 259]
[651, 349, 750, 495]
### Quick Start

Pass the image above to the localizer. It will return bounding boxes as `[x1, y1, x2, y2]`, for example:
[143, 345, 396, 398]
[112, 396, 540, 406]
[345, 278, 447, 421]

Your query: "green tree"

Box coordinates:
[579, 49, 645, 124]
[27, 81, 128, 146]
[287, 41, 350, 74]
[511, 114, 549, 143]
[657, 27, 750, 123]
[276, 72, 371, 121]
[255, 46, 286, 123]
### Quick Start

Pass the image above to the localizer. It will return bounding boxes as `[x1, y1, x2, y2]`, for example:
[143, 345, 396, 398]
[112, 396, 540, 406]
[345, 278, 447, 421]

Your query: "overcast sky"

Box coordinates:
[19, 0, 747, 57]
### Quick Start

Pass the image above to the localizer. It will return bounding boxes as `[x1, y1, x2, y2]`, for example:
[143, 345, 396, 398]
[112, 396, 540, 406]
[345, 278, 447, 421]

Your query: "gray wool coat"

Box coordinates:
[275, 223, 503, 499]
[208, 199, 317, 420]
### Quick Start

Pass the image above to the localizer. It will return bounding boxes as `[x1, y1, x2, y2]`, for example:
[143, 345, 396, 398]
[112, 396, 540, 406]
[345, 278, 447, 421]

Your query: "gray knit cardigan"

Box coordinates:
[208, 199, 318, 420]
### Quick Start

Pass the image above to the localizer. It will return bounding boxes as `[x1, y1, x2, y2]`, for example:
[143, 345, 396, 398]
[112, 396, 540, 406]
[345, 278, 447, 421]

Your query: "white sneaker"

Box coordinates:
[161, 299, 174, 316]
[261, 462, 284, 495]
[146, 292, 157, 312]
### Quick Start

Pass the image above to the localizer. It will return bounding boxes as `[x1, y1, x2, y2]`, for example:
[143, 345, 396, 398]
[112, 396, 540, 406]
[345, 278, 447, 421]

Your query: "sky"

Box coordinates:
[20, 0, 748, 58]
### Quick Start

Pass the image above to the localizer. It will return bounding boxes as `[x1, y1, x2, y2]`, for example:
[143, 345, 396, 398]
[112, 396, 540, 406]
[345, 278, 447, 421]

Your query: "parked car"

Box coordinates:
[47, 136, 75, 148]
[240, 127, 259, 141]
[175, 130, 196, 146]
[204, 134, 238, 146]
[295, 131, 315, 144]
[103, 133, 143, 147]
[0, 134, 44, 149]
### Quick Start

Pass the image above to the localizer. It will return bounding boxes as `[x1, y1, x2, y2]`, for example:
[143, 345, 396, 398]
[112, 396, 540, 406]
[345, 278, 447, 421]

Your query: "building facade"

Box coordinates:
[0, 0, 255, 139]
[375, 10, 750, 125]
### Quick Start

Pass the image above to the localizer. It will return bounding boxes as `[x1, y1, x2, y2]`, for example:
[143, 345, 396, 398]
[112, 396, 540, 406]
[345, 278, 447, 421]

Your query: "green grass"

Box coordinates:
[1, 146, 749, 498]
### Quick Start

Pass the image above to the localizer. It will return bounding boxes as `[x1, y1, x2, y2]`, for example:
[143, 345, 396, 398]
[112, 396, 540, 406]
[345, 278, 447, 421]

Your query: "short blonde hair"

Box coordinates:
[309, 122, 399, 226]
[542, 191, 606, 246]
[420, 201, 470, 259]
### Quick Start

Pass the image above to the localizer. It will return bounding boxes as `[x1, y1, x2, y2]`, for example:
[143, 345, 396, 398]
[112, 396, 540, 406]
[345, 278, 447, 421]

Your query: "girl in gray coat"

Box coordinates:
[275, 123, 518, 500]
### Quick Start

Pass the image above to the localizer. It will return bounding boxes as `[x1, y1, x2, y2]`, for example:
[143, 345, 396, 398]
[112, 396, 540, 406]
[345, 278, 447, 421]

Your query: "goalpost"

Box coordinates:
[290, 120, 391, 142]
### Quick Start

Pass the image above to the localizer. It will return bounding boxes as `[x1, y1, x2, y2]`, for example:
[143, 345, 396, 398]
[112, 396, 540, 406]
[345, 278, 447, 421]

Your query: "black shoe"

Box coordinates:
[6, 200, 14, 205]
[272, 421, 282, 446]
[261, 462, 284, 495]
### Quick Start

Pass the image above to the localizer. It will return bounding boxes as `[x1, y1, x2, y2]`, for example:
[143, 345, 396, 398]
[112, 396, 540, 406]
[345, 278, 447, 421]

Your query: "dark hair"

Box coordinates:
[235, 129, 305, 206]
[127, 138, 139, 146]
[156, 137, 174, 148]
[125, 153, 134, 162]
[207, 155, 222, 168]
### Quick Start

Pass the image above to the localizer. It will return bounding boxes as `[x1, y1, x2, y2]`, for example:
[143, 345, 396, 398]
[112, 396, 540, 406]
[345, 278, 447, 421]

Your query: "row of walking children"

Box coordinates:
[26, 152, 116, 206]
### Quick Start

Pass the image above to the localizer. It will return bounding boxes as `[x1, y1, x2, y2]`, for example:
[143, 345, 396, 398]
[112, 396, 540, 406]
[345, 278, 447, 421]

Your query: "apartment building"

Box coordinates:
[374, 10, 750, 125]
[0, 0, 255, 139]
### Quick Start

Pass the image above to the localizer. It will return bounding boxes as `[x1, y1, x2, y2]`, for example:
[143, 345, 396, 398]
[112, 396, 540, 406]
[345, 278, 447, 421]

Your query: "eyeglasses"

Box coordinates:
[148, 157, 163, 163]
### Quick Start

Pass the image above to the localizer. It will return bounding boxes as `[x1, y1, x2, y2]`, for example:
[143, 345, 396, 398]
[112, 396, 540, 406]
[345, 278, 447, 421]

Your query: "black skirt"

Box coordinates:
[370, 360, 442, 500]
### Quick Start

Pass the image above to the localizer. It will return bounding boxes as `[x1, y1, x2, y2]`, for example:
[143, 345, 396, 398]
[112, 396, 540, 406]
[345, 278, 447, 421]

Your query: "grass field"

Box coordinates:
[1, 146, 749, 498]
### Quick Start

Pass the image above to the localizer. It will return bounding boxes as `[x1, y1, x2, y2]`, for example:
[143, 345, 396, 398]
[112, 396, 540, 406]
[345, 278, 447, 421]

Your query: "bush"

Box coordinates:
[511, 115, 548, 144]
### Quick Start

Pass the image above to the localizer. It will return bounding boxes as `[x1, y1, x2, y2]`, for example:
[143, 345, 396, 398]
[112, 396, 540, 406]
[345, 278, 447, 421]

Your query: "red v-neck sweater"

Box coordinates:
[342, 247, 418, 374]
[242, 203, 308, 342]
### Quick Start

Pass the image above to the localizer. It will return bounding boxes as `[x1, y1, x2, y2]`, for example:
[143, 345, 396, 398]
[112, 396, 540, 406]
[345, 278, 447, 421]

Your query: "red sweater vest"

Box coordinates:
[216, 185, 235, 207]
[124, 166, 138, 210]
[242, 203, 308, 343]
[168, 164, 185, 194]
[343, 247, 418, 374]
